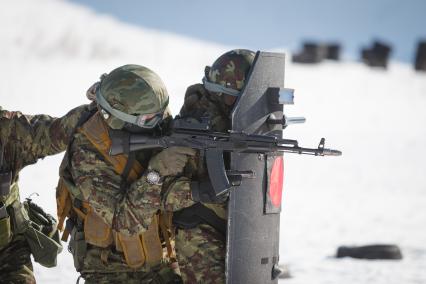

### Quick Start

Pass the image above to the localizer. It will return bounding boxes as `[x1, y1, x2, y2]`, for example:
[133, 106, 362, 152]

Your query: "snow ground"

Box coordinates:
[1, 0, 425, 283]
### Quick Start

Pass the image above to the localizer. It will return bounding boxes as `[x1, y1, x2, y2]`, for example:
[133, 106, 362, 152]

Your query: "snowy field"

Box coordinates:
[1, 0, 426, 283]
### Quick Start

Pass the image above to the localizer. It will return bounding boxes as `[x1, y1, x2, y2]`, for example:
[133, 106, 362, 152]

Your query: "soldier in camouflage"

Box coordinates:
[68, 51, 255, 283]
[0, 104, 91, 284]
[173, 49, 256, 283]
[126, 49, 255, 283]
[56, 64, 187, 283]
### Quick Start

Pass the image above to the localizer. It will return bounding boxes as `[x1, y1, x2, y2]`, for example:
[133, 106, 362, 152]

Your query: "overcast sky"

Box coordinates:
[70, 0, 426, 63]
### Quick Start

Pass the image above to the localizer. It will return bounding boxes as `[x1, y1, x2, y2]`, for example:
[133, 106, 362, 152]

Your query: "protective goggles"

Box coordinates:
[202, 77, 240, 97]
[96, 88, 167, 129]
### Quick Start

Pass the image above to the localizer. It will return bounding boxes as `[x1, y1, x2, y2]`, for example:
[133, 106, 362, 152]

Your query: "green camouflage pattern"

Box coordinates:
[99, 65, 169, 129]
[0, 105, 91, 189]
[65, 114, 167, 235]
[66, 123, 197, 236]
[61, 121, 182, 280]
[58, 71, 181, 280]
[172, 82, 238, 282]
[175, 224, 225, 284]
[0, 235, 35, 284]
[0, 104, 91, 283]
[207, 49, 255, 92]
[161, 176, 196, 212]
[178, 83, 230, 132]
[80, 246, 181, 283]
[165, 51, 256, 281]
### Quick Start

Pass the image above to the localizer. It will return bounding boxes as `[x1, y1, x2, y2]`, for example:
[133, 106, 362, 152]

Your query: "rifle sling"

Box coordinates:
[172, 203, 226, 238]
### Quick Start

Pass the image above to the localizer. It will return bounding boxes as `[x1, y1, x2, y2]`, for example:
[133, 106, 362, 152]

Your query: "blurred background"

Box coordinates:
[71, 0, 426, 62]
[1, 0, 425, 283]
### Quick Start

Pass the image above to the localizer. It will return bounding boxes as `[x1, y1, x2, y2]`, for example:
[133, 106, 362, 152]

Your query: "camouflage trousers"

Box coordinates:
[175, 224, 225, 284]
[0, 234, 35, 284]
[82, 271, 179, 284]
[79, 246, 182, 284]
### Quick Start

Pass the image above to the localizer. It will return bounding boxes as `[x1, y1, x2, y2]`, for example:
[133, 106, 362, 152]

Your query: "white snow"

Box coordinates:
[1, 0, 425, 283]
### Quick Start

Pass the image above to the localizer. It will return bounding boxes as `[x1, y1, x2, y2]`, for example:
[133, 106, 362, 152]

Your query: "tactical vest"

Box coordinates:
[56, 111, 174, 270]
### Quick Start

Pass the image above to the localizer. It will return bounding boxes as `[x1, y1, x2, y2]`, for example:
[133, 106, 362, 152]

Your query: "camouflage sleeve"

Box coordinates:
[69, 140, 121, 227]
[155, 151, 204, 211]
[118, 171, 196, 234]
[161, 176, 196, 212]
[0, 104, 90, 168]
[118, 174, 163, 234]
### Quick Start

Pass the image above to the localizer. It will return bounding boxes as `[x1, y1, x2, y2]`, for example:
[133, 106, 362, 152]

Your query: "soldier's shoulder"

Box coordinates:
[67, 103, 96, 116]
[60, 103, 96, 126]
[0, 108, 35, 132]
[0, 107, 24, 120]
[180, 84, 220, 118]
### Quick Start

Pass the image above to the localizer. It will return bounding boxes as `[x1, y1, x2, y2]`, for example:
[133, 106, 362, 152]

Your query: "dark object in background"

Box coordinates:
[414, 41, 426, 71]
[292, 42, 341, 64]
[325, 43, 341, 60]
[361, 41, 392, 68]
[337, 244, 403, 260]
[292, 42, 325, 63]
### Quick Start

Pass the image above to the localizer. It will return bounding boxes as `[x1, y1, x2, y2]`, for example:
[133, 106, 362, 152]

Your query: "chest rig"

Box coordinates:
[56, 111, 174, 270]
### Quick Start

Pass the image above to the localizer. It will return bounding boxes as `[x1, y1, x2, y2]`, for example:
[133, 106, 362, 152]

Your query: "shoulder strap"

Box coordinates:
[65, 105, 98, 169]
[78, 112, 143, 183]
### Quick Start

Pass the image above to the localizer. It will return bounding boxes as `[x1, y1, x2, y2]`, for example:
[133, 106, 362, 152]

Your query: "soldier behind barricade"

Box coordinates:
[171, 49, 255, 283]
[0, 104, 90, 283]
[56, 65, 186, 283]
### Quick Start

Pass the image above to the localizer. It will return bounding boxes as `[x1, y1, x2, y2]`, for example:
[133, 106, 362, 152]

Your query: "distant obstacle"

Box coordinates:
[292, 42, 341, 64]
[361, 40, 392, 69]
[414, 40, 426, 71]
[336, 244, 402, 260]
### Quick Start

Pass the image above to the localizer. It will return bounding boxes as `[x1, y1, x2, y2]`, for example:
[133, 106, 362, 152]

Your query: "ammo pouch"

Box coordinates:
[9, 199, 63, 268]
[69, 222, 87, 271]
[24, 200, 63, 267]
[83, 210, 164, 269]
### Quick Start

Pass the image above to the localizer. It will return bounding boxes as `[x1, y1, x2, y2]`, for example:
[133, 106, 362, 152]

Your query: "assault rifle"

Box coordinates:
[109, 118, 341, 196]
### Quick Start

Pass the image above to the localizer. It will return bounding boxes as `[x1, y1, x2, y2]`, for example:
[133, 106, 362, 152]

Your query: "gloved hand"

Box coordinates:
[149, 147, 196, 177]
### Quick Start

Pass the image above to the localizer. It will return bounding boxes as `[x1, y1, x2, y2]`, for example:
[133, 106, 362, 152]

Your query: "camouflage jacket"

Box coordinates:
[59, 110, 171, 235]
[62, 84, 231, 237]
[0, 105, 90, 207]
[153, 83, 230, 220]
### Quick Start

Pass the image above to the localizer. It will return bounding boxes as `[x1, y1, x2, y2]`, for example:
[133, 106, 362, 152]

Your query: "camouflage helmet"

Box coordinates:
[203, 49, 255, 97]
[96, 64, 169, 129]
